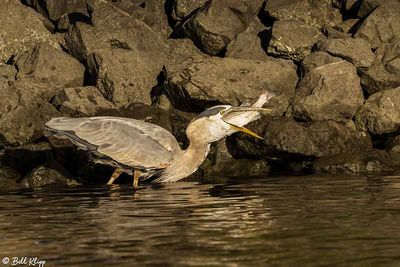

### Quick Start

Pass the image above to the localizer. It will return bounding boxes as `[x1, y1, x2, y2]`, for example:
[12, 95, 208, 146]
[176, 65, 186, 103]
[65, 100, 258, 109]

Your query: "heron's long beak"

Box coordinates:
[229, 124, 263, 139]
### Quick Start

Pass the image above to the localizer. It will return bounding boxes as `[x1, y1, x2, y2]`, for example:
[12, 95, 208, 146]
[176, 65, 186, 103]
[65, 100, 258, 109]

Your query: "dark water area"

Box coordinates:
[1, 175, 400, 266]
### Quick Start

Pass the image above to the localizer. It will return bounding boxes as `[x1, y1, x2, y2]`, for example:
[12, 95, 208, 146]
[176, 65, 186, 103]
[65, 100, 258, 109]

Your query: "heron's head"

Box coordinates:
[186, 92, 275, 144]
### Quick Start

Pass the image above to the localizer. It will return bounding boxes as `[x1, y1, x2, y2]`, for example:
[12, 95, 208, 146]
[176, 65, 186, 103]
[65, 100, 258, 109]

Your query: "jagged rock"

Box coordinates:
[357, 0, 397, 18]
[53, 86, 115, 116]
[0, 142, 54, 175]
[177, 0, 262, 56]
[16, 43, 85, 89]
[0, 166, 21, 182]
[354, 87, 400, 134]
[0, 1, 59, 62]
[334, 19, 360, 34]
[314, 38, 375, 68]
[292, 61, 365, 122]
[21, 161, 79, 188]
[26, 0, 88, 22]
[231, 117, 372, 158]
[226, 18, 270, 61]
[267, 20, 325, 61]
[354, 2, 400, 49]
[0, 64, 17, 80]
[166, 57, 298, 115]
[171, 0, 208, 21]
[300, 51, 342, 76]
[0, 102, 60, 146]
[0, 177, 22, 193]
[264, 0, 342, 29]
[387, 135, 400, 153]
[313, 150, 392, 174]
[0, 64, 19, 115]
[361, 64, 400, 95]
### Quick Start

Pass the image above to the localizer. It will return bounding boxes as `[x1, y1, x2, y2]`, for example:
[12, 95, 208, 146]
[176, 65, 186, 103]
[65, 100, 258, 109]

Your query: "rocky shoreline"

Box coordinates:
[1, 0, 400, 192]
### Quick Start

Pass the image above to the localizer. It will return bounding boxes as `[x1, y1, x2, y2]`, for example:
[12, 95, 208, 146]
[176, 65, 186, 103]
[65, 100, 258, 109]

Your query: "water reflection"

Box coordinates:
[1, 175, 400, 266]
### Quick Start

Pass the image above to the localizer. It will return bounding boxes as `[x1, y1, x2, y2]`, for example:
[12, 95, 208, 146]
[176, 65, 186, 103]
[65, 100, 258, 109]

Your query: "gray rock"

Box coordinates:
[53, 86, 115, 116]
[171, 0, 208, 21]
[292, 61, 365, 122]
[313, 150, 392, 174]
[300, 51, 342, 76]
[264, 0, 342, 29]
[166, 57, 298, 115]
[354, 87, 400, 134]
[0, 177, 23, 194]
[16, 42, 85, 91]
[267, 20, 325, 61]
[314, 38, 375, 68]
[354, 2, 400, 49]
[178, 0, 262, 56]
[21, 162, 79, 188]
[226, 18, 270, 61]
[0, 102, 60, 146]
[0, 1, 59, 62]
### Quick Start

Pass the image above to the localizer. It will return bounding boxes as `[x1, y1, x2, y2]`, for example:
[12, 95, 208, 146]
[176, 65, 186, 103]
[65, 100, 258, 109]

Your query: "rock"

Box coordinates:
[0, 166, 21, 182]
[177, 0, 262, 56]
[314, 38, 375, 68]
[322, 27, 352, 39]
[26, 0, 89, 22]
[313, 150, 392, 174]
[357, 0, 396, 18]
[263, 118, 372, 158]
[0, 177, 23, 193]
[354, 2, 400, 49]
[300, 51, 342, 76]
[360, 64, 400, 95]
[0, 102, 60, 146]
[52, 86, 115, 116]
[16, 43, 85, 90]
[0, 64, 17, 80]
[97, 103, 172, 132]
[166, 57, 298, 115]
[264, 0, 342, 29]
[267, 20, 325, 61]
[334, 19, 360, 34]
[0, 64, 19, 115]
[0, 142, 54, 175]
[387, 135, 400, 153]
[292, 61, 365, 122]
[0, 1, 59, 62]
[354, 87, 400, 134]
[21, 161, 79, 188]
[171, 0, 208, 21]
[65, 2, 168, 106]
[226, 18, 270, 61]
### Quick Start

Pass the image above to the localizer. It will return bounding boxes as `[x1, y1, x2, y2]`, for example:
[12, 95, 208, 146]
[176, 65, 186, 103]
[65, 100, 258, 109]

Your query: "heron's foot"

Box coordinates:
[107, 168, 123, 185]
[133, 170, 141, 188]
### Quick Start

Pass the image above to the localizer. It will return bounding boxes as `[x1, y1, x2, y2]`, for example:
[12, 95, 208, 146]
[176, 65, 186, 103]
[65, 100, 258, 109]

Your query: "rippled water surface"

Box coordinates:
[1, 175, 400, 266]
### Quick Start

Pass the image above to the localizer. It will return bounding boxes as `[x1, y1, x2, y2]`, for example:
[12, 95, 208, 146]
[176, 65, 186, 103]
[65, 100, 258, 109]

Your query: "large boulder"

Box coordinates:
[0, 64, 19, 115]
[177, 0, 262, 56]
[65, 2, 169, 106]
[231, 117, 372, 158]
[267, 20, 325, 61]
[313, 150, 393, 174]
[292, 61, 365, 122]
[300, 51, 341, 76]
[52, 86, 115, 116]
[360, 40, 400, 95]
[225, 18, 270, 61]
[264, 0, 342, 29]
[0, 1, 59, 62]
[354, 87, 400, 135]
[354, 2, 400, 49]
[166, 57, 298, 114]
[314, 38, 375, 69]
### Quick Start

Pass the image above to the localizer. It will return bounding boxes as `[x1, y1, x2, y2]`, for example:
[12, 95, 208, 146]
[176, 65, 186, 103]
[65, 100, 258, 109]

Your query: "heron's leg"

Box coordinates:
[133, 169, 141, 188]
[107, 168, 123, 185]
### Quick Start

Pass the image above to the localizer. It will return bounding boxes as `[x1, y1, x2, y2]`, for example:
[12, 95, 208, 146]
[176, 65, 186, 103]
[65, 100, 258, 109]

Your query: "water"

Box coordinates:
[1, 175, 400, 266]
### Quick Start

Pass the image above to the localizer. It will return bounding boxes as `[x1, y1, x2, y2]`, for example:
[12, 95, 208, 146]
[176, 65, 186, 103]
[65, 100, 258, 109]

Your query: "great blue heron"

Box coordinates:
[44, 92, 274, 187]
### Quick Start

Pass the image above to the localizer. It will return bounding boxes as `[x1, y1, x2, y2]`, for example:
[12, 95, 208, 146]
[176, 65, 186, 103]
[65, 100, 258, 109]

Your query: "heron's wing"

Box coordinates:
[45, 117, 180, 170]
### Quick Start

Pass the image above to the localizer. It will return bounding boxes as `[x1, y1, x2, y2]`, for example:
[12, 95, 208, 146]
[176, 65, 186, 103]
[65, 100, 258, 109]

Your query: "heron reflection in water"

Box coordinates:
[44, 92, 274, 187]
